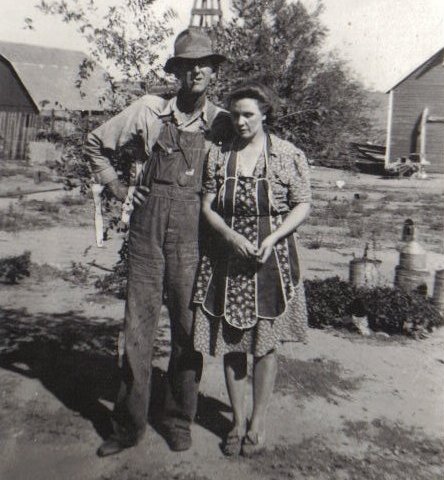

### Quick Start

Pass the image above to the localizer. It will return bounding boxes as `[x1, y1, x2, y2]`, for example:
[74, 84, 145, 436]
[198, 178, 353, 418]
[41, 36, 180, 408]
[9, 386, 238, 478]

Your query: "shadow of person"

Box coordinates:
[0, 306, 233, 444]
[195, 393, 232, 440]
[0, 307, 120, 439]
[147, 367, 231, 443]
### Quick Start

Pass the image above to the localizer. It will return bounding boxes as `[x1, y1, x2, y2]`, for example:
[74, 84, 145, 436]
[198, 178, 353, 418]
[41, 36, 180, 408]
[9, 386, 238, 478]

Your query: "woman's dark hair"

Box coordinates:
[227, 81, 278, 124]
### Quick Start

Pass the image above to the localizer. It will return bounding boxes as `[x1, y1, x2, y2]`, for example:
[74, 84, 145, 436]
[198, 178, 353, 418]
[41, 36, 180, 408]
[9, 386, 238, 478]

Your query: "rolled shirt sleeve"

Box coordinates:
[202, 143, 219, 194]
[266, 136, 311, 211]
[83, 95, 165, 185]
[286, 147, 312, 207]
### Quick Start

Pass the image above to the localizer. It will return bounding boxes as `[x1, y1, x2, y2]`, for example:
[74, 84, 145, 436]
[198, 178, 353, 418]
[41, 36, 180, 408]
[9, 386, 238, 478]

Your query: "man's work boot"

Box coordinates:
[162, 423, 192, 452]
[97, 436, 136, 457]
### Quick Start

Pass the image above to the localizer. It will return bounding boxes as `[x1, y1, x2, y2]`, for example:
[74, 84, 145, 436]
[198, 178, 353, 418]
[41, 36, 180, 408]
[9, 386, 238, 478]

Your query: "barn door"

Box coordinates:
[426, 120, 444, 173]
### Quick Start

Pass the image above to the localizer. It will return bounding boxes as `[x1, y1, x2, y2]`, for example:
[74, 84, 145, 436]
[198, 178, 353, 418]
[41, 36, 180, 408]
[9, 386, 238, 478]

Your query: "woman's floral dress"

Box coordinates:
[194, 134, 311, 357]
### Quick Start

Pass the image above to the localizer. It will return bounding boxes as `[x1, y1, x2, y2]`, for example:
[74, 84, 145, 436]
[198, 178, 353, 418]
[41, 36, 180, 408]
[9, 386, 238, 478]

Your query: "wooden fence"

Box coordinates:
[0, 111, 42, 160]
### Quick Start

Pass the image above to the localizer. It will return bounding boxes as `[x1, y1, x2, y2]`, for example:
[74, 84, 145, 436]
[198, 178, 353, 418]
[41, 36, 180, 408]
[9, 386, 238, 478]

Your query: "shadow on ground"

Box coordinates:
[0, 307, 231, 443]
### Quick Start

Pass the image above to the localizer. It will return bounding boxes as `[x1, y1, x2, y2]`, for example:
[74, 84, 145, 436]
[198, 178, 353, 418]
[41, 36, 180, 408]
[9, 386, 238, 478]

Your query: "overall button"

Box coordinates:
[177, 169, 195, 186]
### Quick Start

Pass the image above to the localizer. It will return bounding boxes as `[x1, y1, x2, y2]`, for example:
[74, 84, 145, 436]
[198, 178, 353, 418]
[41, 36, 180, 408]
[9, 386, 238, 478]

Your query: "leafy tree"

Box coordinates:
[25, 1, 177, 296]
[212, 0, 374, 162]
[26, 0, 176, 108]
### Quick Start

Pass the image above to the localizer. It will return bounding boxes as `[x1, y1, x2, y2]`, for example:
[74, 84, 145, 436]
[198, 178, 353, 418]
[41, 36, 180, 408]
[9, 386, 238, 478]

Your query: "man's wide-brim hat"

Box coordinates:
[164, 28, 226, 74]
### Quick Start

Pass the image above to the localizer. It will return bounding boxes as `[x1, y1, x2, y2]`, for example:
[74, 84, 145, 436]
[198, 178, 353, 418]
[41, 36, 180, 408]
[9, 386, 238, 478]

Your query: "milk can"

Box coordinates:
[432, 270, 444, 315]
[394, 219, 429, 293]
[349, 243, 381, 288]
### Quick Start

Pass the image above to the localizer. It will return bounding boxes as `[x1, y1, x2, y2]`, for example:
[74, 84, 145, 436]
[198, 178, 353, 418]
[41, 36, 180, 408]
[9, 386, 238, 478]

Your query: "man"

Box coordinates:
[84, 29, 231, 456]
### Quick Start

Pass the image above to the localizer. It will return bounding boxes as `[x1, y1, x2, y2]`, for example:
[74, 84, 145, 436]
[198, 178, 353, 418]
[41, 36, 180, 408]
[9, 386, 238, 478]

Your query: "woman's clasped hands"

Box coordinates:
[226, 231, 278, 264]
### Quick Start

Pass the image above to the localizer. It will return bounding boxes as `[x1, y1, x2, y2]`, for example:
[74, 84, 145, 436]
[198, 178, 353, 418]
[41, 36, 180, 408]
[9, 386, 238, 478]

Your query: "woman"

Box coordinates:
[194, 81, 311, 456]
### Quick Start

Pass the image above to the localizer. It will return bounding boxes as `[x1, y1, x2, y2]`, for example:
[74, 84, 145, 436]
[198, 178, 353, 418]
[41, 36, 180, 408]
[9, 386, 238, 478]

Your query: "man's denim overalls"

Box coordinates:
[112, 112, 207, 443]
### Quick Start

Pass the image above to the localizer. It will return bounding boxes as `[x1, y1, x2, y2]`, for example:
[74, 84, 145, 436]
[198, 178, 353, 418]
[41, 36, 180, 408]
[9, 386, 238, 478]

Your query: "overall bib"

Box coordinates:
[113, 113, 206, 443]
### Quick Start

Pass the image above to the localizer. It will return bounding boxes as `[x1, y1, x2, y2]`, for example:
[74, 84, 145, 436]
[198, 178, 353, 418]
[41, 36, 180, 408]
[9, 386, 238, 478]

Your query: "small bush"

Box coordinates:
[348, 218, 365, 238]
[304, 277, 443, 337]
[305, 234, 323, 250]
[430, 219, 444, 232]
[328, 200, 350, 220]
[305, 277, 355, 329]
[95, 263, 127, 299]
[361, 286, 442, 335]
[62, 262, 90, 285]
[60, 195, 87, 207]
[0, 251, 31, 284]
[95, 240, 128, 299]
[24, 200, 60, 214]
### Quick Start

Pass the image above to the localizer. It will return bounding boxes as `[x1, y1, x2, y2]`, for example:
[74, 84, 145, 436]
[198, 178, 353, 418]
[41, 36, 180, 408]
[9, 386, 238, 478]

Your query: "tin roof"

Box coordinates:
[0, 41, 109, 111]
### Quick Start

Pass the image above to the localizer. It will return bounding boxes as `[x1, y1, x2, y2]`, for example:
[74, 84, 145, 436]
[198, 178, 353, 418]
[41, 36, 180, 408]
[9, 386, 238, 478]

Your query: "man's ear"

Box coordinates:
[210, 63, 219, 81]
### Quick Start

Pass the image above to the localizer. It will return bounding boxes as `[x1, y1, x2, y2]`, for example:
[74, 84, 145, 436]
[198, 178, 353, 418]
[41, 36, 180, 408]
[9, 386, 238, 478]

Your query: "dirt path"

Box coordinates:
[1, 223, 443, 480]
[1, 166, 443, 479]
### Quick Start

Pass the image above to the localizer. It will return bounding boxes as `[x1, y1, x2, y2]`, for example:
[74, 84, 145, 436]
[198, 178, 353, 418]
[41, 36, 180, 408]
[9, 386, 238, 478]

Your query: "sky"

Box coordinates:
[1, 0, 444, 92]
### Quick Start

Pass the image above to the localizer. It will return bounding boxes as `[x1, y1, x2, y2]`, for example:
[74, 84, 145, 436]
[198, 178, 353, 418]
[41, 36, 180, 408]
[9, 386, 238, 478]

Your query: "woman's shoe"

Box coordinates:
[241, 431, 266, 457]
[221, 427, 244, 456]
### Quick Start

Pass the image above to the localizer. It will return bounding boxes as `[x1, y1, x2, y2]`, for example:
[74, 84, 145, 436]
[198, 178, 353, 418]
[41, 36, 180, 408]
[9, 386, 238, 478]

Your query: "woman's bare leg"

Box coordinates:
[249, 350, 277, 436]
[224, 352, 248, 432]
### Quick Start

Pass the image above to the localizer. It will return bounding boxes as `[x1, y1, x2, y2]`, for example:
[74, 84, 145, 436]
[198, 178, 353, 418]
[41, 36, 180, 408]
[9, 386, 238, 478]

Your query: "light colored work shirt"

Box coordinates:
[84, 94, 230, 185]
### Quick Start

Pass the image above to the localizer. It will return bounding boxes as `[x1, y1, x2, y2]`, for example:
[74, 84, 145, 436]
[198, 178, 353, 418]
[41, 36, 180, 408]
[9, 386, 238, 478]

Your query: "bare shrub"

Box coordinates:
[348, 218, 365, 238]
[0, 251, 31, 284]
[328, 200, 350, 220]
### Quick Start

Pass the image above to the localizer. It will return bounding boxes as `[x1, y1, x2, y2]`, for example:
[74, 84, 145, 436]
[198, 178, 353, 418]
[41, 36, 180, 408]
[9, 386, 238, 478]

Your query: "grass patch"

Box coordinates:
[242, 434, 444, 480]
[347, 218, 365, 238]
[0, 251, 31, 284]
[0, 195, 92, 232]
[23, 199, 60, 214]
[0, 203, 54, 231]
[304, 233, 323, 249]
[101, 465, 212, 480]
[328, 200, 350, 220]
[306, 186, 442, 253]
[60, 194, 88, 206]
[61, 261, 91, 285]
[30, 262, 65, 282]
[344, 418, 444, 459]
[0, 166, 34, 178]
[276, 356, 361, 401]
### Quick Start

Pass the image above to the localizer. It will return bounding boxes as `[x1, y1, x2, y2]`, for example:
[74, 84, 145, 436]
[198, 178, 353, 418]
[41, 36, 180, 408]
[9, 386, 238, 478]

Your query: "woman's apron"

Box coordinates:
[195, 137, 301, 330]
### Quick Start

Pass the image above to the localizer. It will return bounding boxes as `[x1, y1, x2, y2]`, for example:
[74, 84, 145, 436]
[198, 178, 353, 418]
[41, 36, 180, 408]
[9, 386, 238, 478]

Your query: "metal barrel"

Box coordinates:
[398, 241, 427, 270]
[432, 269, 444, 315]
[349, 258, 381, 288]
[394, 266, 429, 294]
[399, 252, 427, 270]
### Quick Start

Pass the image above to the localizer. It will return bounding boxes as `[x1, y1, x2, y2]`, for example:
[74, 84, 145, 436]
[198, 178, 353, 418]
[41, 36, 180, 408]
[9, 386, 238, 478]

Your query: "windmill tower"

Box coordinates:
[189, 0, 223, 29]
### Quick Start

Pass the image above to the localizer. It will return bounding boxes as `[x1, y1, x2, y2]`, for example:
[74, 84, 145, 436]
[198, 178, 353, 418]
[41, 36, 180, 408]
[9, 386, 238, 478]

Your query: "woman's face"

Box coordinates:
[230, 98, 266, 141]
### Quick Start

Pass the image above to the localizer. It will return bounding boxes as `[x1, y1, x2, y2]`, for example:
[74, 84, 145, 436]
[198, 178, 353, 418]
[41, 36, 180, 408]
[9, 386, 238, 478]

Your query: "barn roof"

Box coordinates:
[386, 46, 444, 93]
[0, 41, 109, 112]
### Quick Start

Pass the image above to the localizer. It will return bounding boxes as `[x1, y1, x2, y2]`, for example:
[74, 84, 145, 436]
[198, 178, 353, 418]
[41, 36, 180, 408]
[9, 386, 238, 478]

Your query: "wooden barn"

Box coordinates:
[0, 41, 108, 160]
[385, 47, 444, 173]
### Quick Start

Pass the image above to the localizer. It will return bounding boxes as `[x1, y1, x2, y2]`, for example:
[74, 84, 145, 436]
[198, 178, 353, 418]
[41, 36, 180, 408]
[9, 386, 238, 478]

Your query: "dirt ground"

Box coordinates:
[0, 166, 443, 480]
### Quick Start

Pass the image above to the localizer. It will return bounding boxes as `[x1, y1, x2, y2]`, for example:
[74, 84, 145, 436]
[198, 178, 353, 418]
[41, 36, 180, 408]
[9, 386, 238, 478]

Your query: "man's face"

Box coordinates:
[174, 58, 216, 94]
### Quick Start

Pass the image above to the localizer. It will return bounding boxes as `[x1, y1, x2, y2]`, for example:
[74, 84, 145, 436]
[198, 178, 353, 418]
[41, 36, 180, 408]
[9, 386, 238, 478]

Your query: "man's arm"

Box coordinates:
[84, 95, 165, 200]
